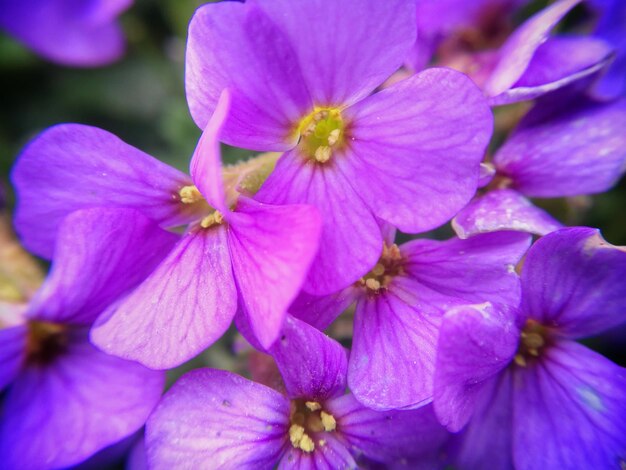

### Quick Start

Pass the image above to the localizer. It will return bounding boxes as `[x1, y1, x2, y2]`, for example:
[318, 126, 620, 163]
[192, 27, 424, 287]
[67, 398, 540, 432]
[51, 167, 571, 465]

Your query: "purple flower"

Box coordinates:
[453, 94, 626, 238]
[0, 0, 131, 67]
[433, 227, 626, 468]
[146, 315, 449, 469]
[0, 207, 174, 469]
[13, 91, 322, 368]
[291, 230, 529, 410]
[185, 0, 493, 295]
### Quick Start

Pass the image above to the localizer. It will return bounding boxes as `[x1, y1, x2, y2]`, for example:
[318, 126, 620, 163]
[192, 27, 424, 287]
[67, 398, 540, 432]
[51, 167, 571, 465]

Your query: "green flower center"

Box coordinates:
[297, 108, 346, 163]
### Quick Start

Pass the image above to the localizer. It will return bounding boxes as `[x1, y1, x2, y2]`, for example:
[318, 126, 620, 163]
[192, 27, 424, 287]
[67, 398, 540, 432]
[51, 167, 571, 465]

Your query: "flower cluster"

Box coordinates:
[1, 0, 626, 469]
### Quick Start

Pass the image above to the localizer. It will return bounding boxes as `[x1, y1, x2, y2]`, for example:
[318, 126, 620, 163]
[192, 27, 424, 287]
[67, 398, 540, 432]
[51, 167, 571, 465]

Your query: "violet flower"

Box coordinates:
[433, 227, 626, 469]
[291, 230, 529, 410]
[453, 94, 626, 238]
[0, 0, 131, 67]
[13, 91, 322, 368]
[0, 207, 175, 469]
[146, 315, 449, 469]
[185, 0, 493, 295]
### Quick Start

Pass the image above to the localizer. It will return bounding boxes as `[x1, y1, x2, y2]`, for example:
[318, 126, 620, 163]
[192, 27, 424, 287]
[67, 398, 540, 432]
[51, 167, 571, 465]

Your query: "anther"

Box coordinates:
[200, 211, 224, 229]
[314, 146, 332, 163]
[179, 185, 203, 204]
[305, 401, 322, 412]
[365, 278, 381, 291]
[289, 424, 315, 453]
[320, 411, 336, 432]
[328, 129, 341, 146]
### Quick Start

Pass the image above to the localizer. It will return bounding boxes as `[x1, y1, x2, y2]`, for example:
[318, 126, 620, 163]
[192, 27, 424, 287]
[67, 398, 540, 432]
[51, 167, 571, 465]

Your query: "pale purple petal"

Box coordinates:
[146, 369, 289, 470]
[0, 321, 27, 391]
[91, 228, 236, 369]
[0, 330, 164, 470]
[278, 434, 356, 470]
[11, 124, 194, 259]
[27, 208, 178, 325]
[185, 0, 311, 149]
[520, 227, 626, 338]
[483, 0, 582, 96]
[342, 68, 492, 233]
[289, 286, 359, 331]
[269, 315, 347, 402]
[513, 341, 626, 470]
[452, 189, 563, 238]
[0, 0, 131, 67]
[255, 148, 382, 295]
[229, 197, 321, 349]
[434, 303, 519, 432]
[494, 97, 626, 197]
[326, 395, 449, 464]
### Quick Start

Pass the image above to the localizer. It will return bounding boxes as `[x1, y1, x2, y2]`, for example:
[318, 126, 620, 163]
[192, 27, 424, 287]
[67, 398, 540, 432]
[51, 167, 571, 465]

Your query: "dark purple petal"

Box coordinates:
[289, 286, 359, 331]
[452, 189, 563, 238]
[91, 228, 237, 369]
[0, 0, 130, 66]
[0, 330, 164, 470]
[434, 303, 519, 432]
[0, 307, 27, 390]
[591, 0, 626, 99]
[255, 148, 382, 295]
[27, 208, 178, 325]
[278, 434, 356, 470]
[269, 315, 347, 402]
[513, 341, 626, 470]
[11, 124, 194, 259]
[327, 395, 449, 464]
[342, 68, 492, 233]
[520, 227, 626, 338]
[146, 369, 289, 470]
[494, 97, 626, 197]
[229, 197, 321, 349]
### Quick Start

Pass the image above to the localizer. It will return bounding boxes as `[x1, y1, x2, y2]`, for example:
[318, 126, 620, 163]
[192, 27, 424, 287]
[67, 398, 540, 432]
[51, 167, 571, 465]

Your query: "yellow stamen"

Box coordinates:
[314, 146, 332, 163]
[365, 278, 381, 291]
[305, 401, 322, 412]
[296, 107, 346, 164]
[289, 424, 315, 453]
[179, 185, 203, 204]
[200, 211, 224, 229]
[320, 411, 336, 432]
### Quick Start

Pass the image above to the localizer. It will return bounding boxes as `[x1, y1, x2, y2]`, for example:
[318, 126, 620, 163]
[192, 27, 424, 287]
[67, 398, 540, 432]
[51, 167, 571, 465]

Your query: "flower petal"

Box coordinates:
[255, 148, 382, 295]
[229, 197, 321, 349]
[520, 227, 626, 338]
[289, 286, 359, 331]
[0, 330, 164, 470]
[0, 321, 27, 391]
[493, 97, 626, 197]
[434, 303, 519, 432]
[269, 315, 347, 402]
[452, 189, 563, 238]
[11, 124, 193, 259]
[27, 208, 178, 325]
[278, 433, 357, 470]
[91, 228, 236, 369]
[146, 369, 289, 470]
[513, 341, 626, 470]
[326, 394, 449, 464]
[342, 68, 492, 233]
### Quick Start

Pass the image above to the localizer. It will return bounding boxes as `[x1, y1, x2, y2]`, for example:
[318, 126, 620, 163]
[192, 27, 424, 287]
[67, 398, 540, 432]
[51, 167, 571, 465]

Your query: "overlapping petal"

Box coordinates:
[146, 369, 289, 470]
[0, 330, 164, 470]
[0, 320, 27, 391]
[92, 228, 236, 369]
[289, 286, 359, 331]
[11, 124, 194, 259]
[27, 208, 178, 325]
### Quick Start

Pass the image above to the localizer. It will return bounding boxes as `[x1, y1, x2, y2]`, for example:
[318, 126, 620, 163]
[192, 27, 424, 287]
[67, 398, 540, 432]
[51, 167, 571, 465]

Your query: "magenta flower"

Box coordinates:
[0, 208, 173, 469]
[0, 0, 131, 67]
[433, 227, 626, 468]
[291, 230, 529, 410]
[146, 315, 448, 469]
[185, 0, 493, 295]
[453, 94, 626, 238]
[13, 92, 321, 368]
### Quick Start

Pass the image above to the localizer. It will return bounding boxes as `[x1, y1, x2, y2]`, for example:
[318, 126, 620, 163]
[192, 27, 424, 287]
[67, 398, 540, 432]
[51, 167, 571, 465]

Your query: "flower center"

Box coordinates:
[27, 321, 68, 365]
[288, 400, 337, 453]
[297, 107, 346, 163]
[178, 185, 225, 229]
[358, 243, 405, 294]
[514, 319, 549, 367]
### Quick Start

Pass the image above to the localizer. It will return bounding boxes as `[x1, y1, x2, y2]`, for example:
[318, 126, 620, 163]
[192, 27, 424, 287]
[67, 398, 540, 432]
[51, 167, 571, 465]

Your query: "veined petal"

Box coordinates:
[513, 341, 626, 470]
[229, 197, 321, 349]
[251, 0, 416, 108]
[91, 228, 236, 369]
[11, 124, 194, 259]
[434, 303, 519, 432]
[278, 433, 356, 470]
[289, 286, 359, 331]
[269, 315, 347, 402]
[452, 189, 563, 238]
[326, 395, 448, 464]
[342, 68, 492, 233]
[520, 227, 626, 338]
[255, 148, 382, 295]
[146, 369, 289, 470]
[0, 330, 164, 470]
[27, 208, 178, 325]
[494, 97, 626, 198]
[0, 320, 27, 391]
